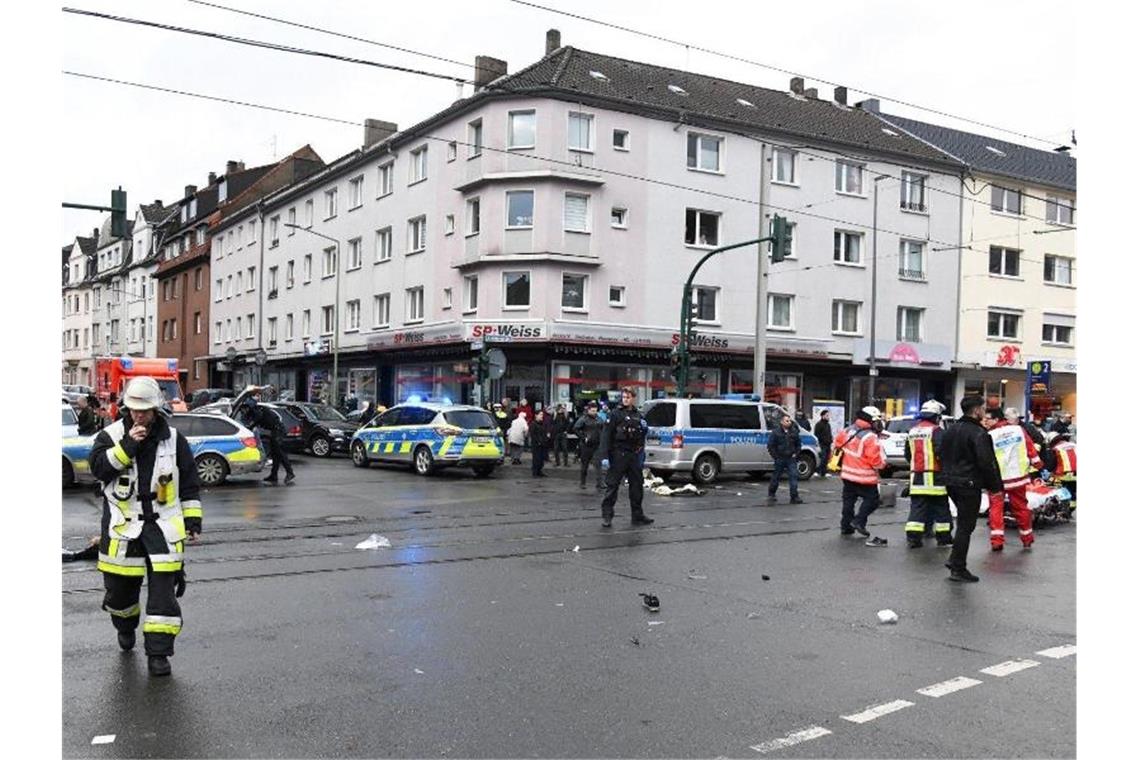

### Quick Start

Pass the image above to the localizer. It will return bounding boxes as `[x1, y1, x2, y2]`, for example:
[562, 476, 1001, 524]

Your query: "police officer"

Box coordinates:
[572, 401, 606, 490]
[88, 377, 202, 676]
[242, 397, 295, 485]
[599, 387, 653, 528]
[904, 400, 952, 548]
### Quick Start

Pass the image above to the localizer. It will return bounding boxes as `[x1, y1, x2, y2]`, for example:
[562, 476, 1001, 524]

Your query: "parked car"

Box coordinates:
[879, 414, 955, 476]
[261, 402, 307, 454]
[63, 384, 93, 405]
[350, 402, 504, 477]
[189, 388, 233, 409]
[62, 403, 79, 437]
[273, 402, 360, 457]
[62, 412, 264, 488]
[642, 398, 822, 484]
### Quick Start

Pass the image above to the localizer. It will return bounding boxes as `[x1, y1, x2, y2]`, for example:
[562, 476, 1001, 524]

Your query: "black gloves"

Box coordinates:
[174, 569, 187, 598]
[119, 433, 140, 458]
[185, 517, 202, 537]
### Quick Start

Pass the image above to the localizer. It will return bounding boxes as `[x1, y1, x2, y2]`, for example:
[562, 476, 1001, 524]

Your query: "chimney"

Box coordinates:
[545, 29, 561, 55]
[208, 171, 217, 185]
[804, 87, 818, 99]
[225, 160, 245, 174]
[789, 77, 804, 95]
[154, 199, 163, 207]
[856, 98, 880, 113]
[363, 119, 398, 149]
[184, 184, 197, 199]
[833, 86, 848, 105]
[474, 55, 508, 91]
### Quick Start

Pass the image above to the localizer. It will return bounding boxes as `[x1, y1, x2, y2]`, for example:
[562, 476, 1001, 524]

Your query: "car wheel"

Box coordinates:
[62, 458, 75, 489]
[692, 453, 721, 485]
[310, 435, 332, 457]
[796, 453, 816, 480]
[196, 453, 229, 486]
[472, 464, 495, 478]
[413, 446, 435, 476]
[649, 469, 674, 483]
[351, 440, 370, 468]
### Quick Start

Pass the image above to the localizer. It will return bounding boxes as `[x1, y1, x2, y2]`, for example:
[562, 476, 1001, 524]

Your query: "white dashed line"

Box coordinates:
[1036, 644, 1076, 659]
[916, 676, 983, 698]
[750, 726, 832, 754]
[91, 735, 116, 745]
[840, 699, 914, 724]
[980, 659, 1040, 677]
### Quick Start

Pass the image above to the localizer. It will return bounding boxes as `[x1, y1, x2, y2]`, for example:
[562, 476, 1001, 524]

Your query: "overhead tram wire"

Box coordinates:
[62, 69, 1071, 270]
[507, 0, 1069, 149]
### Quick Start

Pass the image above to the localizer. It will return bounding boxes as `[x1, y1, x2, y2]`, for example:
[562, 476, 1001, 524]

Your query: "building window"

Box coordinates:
[267, 317, 277, 346]
[1046, 195, 1074, 225]
[225, 275, 233, 299]
[405, 287, 424, 323]
[446, 141, 457, 162]
[609, 285, 626, 307]
[267, 266, 278, 297]
[611, 207, 628, 228]
[767, 294, 794, 330]
[899, 240, 925, 280]
[225, 319, 232, 343]
[685, 208, 720, 247]
[562, 273, 587, 310]
[772, 148, 797, 184]
[324, 188, 338, 219]
[269, 215, 280, 246]
[564, 193, 590, 232]
[568, 111, 594, 151]
[247, 266, 256, 291]
[305, 199, 314, 227]
[612, 129, 630, 151]
[301, 309, 311, 337]
[835, 160, 864, 195]
[832, 300, 862, 334]
[346, 299, 361, 331]
[686, 132, 723, 172]
[286, 260, 295, 288]
[409, 146, 428, 184]
[348, 176, 364, 209]
[1042, 321, 1074, 345]
[248, 220, 257, 245]
[900, 171, 927, 212]
[374, 227, 392, 263]
[1044, 254, 1073, 285]
[466, 198, 481, 235]
[214, 321, 222, 344]
[987, 310, 1021, 339]
[322, 246, 337, 278]
[194, 311, 202, 335]
[834, 231, 864, 265]
[503, 271, 531, 309]
[463, 275, 478, 312]
[508, 110, 536, 149]
[989, 246, 1020, 277]
[468, 119, 483, 157]
[246, 314, 255, 339]
[285, 313, 294, 341]
[321, 305, 335, 335]
[195, 268, 203, 291]
[897, 307, 924, 342]
[442, 287, 453, 310]
[444, 215, 455, 235]
[375, 163, 394, 199]
[408, 216, 427, 253]
[236, 270, 244, 293]
[303, 254, 312, 283]
[506, 190, 535, 228]
[693, 286, 718, 322]
[287, 207, 296, 233]
[373, 294, 390, 328]
[991, 185, 1022, 215]
[347, 237, 362, 270]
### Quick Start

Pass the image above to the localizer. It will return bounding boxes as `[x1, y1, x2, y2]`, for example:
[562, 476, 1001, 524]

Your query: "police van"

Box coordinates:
[642, 398, 821, 484]
[350, 401, 504, 477]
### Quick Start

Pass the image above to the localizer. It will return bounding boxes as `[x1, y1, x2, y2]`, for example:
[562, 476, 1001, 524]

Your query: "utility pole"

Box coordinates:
[869, 174, 891, 401]
[753, 142, 769, 399]
[286, 224, 341, 406]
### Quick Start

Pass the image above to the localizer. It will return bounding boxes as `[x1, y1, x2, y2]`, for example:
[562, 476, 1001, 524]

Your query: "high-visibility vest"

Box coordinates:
[1054, 442, 1077, 480]
[907, 419, 946, 496]
[836, 426, 882, 485]
[989, 422, 1042, 489]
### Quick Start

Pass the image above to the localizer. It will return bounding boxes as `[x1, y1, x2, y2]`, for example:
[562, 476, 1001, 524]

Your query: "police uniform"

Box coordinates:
[599, 404, 651, 525]
[904, 416, 953, 547]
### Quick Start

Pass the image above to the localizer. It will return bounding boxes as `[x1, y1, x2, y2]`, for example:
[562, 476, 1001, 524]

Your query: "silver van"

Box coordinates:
[642, 399, 821, 484]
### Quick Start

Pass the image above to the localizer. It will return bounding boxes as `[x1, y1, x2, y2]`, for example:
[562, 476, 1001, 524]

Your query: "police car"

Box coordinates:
[642, 398, 822, 484]
[349, 400, 504, 477]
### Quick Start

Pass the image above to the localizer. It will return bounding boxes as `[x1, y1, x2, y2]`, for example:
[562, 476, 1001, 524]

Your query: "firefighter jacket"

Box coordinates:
[988, 420, 1043, 489]
[89, 414, 202, 576]
[834, 420, 885, 485]
[941, 416, 1004, 492]
[1053, 441, 1077, 481]
[905, 418, 946, 496]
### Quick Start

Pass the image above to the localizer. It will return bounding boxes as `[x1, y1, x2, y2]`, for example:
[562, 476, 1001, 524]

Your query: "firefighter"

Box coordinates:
[903, 400, 952, 547]
[1049, 432, 1077, 506]
[834, 406, 886, 537]
[987, 407, 1043, 551]
[88, 377, 202, 677]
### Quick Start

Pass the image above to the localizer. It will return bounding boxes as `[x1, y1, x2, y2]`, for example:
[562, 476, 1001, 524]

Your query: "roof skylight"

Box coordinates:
[736, 98, 756, 107]
[588, 70, 609, 81]
[667, 84, 689, 96]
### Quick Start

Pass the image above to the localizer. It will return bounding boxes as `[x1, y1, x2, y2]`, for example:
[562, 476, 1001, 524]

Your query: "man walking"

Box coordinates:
[88, 377, 202, 676]
[552, 406, 571, 467]
[813, 410, 833, 477]
[833, 406, 886, 537]
[599, 387, 653, 528]
[904, 400, 953, 548]
[987, 407, 1043, 550]
[766, 414, 804, 504]
[941, 395, 1004, 582]
[245, 398, 295, 485]
[529, 408, 553, 477]
[573, 401, 606, 490]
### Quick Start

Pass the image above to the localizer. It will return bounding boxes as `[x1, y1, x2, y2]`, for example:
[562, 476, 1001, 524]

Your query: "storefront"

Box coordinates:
[850, 339, 955, 417]
[954, 353, 1076, 420]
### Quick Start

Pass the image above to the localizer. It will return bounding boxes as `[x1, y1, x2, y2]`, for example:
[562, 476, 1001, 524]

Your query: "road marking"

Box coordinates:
[841, 699, 914, 724]
[916, 676, 983, 698]
[91, 735, 116, 745]
[1037, 644, 1076, 659]
[750, 726, 832, 754]
[980, 659, 1040, 677]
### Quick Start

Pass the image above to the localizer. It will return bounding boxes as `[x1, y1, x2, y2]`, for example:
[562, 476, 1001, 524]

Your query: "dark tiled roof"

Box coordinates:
[75, 235, 98, 256]
[875, 113, 1075, 192]
[141, 201, 177, 225]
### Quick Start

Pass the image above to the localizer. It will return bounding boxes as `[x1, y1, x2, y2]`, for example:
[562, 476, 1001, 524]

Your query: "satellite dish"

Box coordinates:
[486, 348, 507, 380]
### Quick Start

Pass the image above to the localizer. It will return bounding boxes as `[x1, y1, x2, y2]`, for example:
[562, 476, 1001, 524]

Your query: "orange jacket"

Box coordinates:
[834, 419, 885, 485]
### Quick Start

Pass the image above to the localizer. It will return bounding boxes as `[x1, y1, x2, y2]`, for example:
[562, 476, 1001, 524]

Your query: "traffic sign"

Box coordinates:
[486, 348, 507, 380]
[471, 340, 485, 351]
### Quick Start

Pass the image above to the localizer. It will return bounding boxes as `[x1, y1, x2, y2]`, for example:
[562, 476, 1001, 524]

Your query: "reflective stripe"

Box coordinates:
[106, 446, 130, 471]
[98, 560, 146, 576]
[143, 615, 182, 635]
[149, 551, 184, 565]
[370, 442, 381, 453]
[905, 521, 926, 532]
[108, 538, 120, 558]
[1019, 529, 1034, 536]
[384, 442, 396, 453]
[151, 560, 183, 573]
[438, 436, 455, 456]
[182, 500, 203, 519]
[104, 602, 141, 618]
[934, 522, 952, 532]
[399, 441, 412, 454]
[990, 529, 1005, 536]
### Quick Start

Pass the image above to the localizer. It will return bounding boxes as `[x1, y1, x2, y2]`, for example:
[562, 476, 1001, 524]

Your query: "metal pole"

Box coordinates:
[870, 180, 879, 387]
[332, 242, 340, 409]
[753, 142, 769, 400]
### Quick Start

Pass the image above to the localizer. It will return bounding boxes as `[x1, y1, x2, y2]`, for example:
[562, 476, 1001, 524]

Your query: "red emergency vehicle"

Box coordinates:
[93, 357, 188, 419]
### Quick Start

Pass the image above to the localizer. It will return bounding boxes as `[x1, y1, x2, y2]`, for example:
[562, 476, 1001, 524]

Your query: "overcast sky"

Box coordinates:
[59, 0, 1076, 238]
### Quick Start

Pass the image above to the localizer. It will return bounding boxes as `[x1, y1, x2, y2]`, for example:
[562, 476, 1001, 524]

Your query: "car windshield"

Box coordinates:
[157, 379, 183, 403]
[305, 405, 347, 422]
[63, 407, 78, 425]
[443, 410, 497, 430]
[886, 418, 918, 434]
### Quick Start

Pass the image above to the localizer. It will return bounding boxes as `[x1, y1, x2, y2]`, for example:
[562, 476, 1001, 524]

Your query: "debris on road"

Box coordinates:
[648, 621, 664, 626]
[761, 575, 771, 581]
[651, 483, 706, 497]
[877, 609, 899, 624]
[414, 668, 425, 674]
[747, 611, 763, 620]
[629, 636, 641, 646]
[736, 492, 743, 496]
[572, 545, 580, 552]
[354, 534, 391, 550]
[639, 592, 660, 612]
[555, 603, 564, 607]
[687, 573, 708, 580]
[91, 735, 116, 745]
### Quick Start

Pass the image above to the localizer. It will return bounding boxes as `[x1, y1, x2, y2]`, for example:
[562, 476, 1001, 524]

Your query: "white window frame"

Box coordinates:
[247, 266, 256, 292]
[563, 192, 591, 233]
[285, 313, 294, 341]
[372, 294, 390, 328]
[898, 240, 926, 281]
[214, 321, 222, 345]
[686, 131, 724, 173]
[446, 141, 457, 162]
[1046, 195, 1074, 226]
[246, 314, 255, 339]
[1042, 321, 1074, 346]
[442, 287, 453, 310]
[896, 306, 924, 342]
[304, 199, 314, 227]
[408, 216, 427, 253]
[324, 188, 337, 220]
[831, 300, 863, 335]
[321, 305, 335, 336]
[987, 309, 1022, 341]
[608, 285, 626, 307]
[767, 293, 794, 331]
[267, 266, 278, 295]
[286, 260, 295, 289]
[287, 207, 296, 234]
[466, 197, 481, 236]
[1043, 254, 1074, 286]
[444, 214, 455, 236]
[835, 160, 865, 196]
[409, 146, 428, 184]
[611, 207, 628, 229]
[612, 129, 630, 151]
[267, 317, 277, 346]
[375, 227, 393, 263]
[405, 287, 425, 324]
[692, 285, 719, 324]
[502, 270, 531, 310]
[508, 110, 537, 150]
[506, 190, 535, 229]
[348, 175, 364, 210]
[560, 272, 589, 312]
[567, 111, 594, 152]
[991, 186, 1023, 216]
[468, 119, 483, 158]
[303, 254, 312, 283]
[685, 208, 721, 248]
[463, 275, 478, 314]
[377, 162, 394, 198]
[269, 215, 280, 246]
[347, 237, 362, 270]
[900, 171, 928, 213]
[989, 246, 1021, 278]
[834, 230, 865, 266]
[322, 246, 337, 279]
[345, 299, 361, 332]
[301, 309, 311, 338]
[771, 147, 798, 186]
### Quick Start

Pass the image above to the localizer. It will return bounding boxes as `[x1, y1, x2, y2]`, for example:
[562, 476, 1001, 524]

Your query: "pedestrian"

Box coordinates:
[1015, 408, 1046, 449]
[833, 406, 886, 538]
[599, 387, 653, 528]
[361, 399, 377, 425]
[244, 398, 295, 485]
[529, 409, 553, 477]
[76, 394, 99, 435]
[941, 395, 1005, 582]
[794, 410, 810, 432]
[87, 377, 202, 677]
[508, 410, 528, 464]
[904, 400, 953, 548]
[813, 410, 833, 477]
[573, 401, 606, 490]
[552, 406, 571, 466]
[518, 398, 534, 423]
[766, 414, 804, 504]
[987, 408, 1044, 551]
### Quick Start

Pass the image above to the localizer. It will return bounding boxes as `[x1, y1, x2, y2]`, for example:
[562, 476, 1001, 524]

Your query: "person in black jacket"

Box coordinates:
[940, 395, 1004, 583]
[529, 409, 554, 477]
[76, 395, 99, 435]
[813, 410, 834, 477]
[599, 388, 653, 528]
[573, 402, 606, 490]
[551, 407, 571, 467]
[242, 397, 295, 484]
[767, 414, 804, 504]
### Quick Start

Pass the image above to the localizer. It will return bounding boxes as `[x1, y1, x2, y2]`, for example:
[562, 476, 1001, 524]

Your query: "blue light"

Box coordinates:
[440, 397, 452, 405]
[406, 395, 422, 404]
[119, 358, 134, 370]
[167, 359, 177, 371]
[907, 406, 918, 413]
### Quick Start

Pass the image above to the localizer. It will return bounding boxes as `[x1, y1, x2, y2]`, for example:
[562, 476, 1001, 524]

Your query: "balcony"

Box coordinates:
[898, 267, 926, 282]
[900, 200, 927, 213]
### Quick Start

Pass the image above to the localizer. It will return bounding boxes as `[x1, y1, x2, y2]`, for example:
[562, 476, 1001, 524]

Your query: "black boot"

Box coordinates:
[117, 631, 135, 651]
[148, 655, 172, 676]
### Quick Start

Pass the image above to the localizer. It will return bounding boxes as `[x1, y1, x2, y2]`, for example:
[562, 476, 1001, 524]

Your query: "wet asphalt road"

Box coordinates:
[62, 456, 1075, 759]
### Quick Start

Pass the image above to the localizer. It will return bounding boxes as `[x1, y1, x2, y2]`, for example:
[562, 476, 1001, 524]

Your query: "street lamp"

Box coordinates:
[869, 174, 892, 395]
[284, 223, 341, 407]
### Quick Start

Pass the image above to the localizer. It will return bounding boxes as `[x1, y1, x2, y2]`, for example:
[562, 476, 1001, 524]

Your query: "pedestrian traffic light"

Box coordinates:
[771, 214, 792, 263]
[110, 187, 127, 238]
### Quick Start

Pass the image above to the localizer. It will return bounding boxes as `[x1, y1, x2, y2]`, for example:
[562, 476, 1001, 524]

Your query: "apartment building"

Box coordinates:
[61, 233, 98, 385]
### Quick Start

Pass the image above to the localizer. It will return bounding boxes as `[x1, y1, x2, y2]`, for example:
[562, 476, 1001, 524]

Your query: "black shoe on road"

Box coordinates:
[631, 516, 655, 526]
[840, 527, 855, 535]
[284, 473, 296, 484]
[766, 494, 777, 503]
[601, 517, 612, 528]
[262, 476, 278, 484]
[947, 567, 980, 583]
[117, 631, 135, 651]
[148, 656, 172, 677]
[853, 524, 870, 537]
[578, 482, 586, 489]
[790, 496, 804, 504]
[865, 536, 889, 547]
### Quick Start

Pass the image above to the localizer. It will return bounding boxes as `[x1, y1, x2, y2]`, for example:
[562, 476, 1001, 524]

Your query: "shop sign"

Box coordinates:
[367, 324, 465, 351]
[994, 344, 1022, 367]
[549, 321, 659, 348]
[1026, 360, 1052, 394]
[853, 339, 952, 369]
[463, 321, 547, 342]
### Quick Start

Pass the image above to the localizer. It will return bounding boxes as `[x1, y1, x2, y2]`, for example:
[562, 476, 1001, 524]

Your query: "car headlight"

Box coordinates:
[328, 428, 345, 437]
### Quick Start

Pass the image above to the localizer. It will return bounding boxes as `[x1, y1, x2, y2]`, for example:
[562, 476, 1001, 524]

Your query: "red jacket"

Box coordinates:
[834, 419, 885, 485]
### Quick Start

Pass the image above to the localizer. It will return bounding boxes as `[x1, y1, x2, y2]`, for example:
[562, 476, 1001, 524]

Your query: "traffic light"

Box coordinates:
[770, 214, 792, 263]
[475, 349, 490, 382]
[110, 187, 127, 238]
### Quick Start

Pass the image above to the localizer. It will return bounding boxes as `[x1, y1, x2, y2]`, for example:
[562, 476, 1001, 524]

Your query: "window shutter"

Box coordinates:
[565, 195, 588, 231]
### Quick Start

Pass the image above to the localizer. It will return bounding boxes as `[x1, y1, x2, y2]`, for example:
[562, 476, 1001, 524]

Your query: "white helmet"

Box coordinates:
[1004, 407, 1020, 422]
[920, 400, 945, 415]
[861, 405, 882, 421]
[123, 377, 164, 410]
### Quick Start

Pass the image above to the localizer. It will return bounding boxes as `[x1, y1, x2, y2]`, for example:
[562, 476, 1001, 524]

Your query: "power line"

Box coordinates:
[508, 0, 1068, 149]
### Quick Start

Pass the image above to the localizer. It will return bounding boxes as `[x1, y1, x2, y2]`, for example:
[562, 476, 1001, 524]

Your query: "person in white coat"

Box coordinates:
[508, 411, 529, 464]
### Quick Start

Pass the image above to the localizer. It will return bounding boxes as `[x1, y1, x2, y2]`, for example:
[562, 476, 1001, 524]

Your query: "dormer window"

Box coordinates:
[217, 179, 228, 202]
